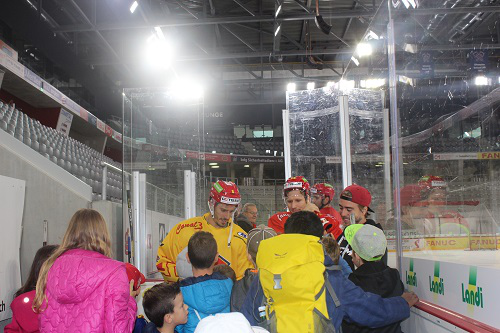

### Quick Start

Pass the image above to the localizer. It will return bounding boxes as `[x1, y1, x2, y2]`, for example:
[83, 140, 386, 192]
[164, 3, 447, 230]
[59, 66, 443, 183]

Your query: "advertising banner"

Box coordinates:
[469, 50, 488, 73]
[0, 175, 25, 321]
[0, 52, 24, 77]
[419, 51, 434, 78]
[402, 257, 500, 328]
[23, 67, 42, 89]
[88, 113, 97, 127]
[61, 95, 80, 115]
[97, 119, 106, 132]
[79, 107, 89, 122]
[56, 108, 73, 136]
[233, 155, 284, 163]
[105, 125, 113, 137]
[42, 81, 63, 104]
[0, 39, 18, 60]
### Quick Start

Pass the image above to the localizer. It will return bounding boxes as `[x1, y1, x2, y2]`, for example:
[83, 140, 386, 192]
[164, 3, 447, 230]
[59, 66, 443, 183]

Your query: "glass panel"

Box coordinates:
[385, 1, 500, 268]
[287, 87, 344, 196]
[122, 87, 207, 276]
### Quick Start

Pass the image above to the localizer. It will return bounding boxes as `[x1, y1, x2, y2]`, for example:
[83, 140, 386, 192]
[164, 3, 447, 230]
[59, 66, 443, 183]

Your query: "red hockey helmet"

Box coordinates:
[283, 176, 310, 199]
[418, 175, 447, 190]
[209, 180, 241, 206]
[311, 183, 335, 200]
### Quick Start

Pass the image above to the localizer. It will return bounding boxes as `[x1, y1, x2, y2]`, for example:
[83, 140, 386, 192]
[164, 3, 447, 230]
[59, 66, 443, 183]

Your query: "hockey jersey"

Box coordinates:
[268, 210, 342, 238]
[156, 213, 253, 282]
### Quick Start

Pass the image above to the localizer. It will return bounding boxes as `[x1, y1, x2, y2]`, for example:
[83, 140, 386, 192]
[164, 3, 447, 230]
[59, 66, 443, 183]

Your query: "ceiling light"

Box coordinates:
[212, 150, 217, 153]
[209, 163, 218, 166]
[401, 0, 410, 8]
[286, 82, 296, 92]
[244, 165, 250, 168]
[274, 25, 281, 36]
[145, 31, 173, 70]
[360, 78, 386, 89]
[474, 76, 489, 86]
[351, 56, 360, 66]
[408, 0, 417, 8]
[211, 165, 220, 168]
[307, 82, 315, 90]
[338, 79, 355, 90]
[130, 1, 138, 13]
[356, 43, 372, 57]
[275, 4, 282, 17]
[366, 30, 379, 40]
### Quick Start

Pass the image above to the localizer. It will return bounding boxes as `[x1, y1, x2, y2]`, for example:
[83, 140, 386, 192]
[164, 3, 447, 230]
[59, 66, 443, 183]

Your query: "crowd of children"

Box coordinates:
[5, 177, 419, 333]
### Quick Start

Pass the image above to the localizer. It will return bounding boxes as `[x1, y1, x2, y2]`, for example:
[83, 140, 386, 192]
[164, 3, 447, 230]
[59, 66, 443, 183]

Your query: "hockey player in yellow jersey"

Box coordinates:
[157, 180, 253, 282]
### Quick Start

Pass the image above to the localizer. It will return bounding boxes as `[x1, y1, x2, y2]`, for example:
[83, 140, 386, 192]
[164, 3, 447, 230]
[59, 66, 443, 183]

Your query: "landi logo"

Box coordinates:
[405, 258, 417, 288]
[462, 266, 484, 311]
[429, 262, 444, 300]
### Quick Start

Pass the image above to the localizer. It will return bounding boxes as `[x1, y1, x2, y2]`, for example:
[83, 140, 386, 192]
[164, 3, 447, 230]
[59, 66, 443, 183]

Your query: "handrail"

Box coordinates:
[414, 300, 500, 333]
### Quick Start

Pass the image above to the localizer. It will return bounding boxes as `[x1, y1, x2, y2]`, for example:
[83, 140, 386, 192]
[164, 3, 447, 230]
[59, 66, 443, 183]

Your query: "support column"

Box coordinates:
[258, 163, 264, 186]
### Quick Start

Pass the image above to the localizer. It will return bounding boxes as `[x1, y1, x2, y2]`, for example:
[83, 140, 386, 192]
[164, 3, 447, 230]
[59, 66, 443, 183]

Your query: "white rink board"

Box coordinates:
[0, 175, 25, 321]
[401, 256, 500, 329]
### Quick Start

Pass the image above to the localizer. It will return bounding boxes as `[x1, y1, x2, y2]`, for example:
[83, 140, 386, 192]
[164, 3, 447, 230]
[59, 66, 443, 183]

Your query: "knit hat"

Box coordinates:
[194, 312, 269, 333]
[247, 225, 277, 260]
[344, 224, 387, 262]
[340, 184, 374, 212]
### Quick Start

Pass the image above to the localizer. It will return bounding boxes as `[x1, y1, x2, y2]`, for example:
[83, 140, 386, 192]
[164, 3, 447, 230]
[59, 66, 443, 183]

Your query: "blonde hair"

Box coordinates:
[33, 209, 112, 312]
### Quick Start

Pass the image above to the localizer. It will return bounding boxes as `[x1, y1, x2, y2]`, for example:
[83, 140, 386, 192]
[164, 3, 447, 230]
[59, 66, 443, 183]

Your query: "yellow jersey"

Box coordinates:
[156, 213, 253, 282]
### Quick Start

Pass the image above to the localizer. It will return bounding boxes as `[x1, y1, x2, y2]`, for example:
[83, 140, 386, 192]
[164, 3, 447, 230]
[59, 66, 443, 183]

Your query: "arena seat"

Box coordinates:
[0, 103, 122, 201]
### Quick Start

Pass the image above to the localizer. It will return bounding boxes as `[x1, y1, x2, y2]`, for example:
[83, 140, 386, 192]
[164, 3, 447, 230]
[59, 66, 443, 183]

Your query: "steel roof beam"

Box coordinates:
[53, 9, 376, 32]
[232, 0, 256, 16]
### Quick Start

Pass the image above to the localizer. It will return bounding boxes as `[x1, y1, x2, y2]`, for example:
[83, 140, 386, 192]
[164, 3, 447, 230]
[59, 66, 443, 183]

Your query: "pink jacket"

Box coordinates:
[4, 290, 39, 333]
[39, 249, 137, 333]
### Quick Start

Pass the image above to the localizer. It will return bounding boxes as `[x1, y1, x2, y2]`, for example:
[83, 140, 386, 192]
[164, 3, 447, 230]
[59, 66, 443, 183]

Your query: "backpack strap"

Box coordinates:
[193, 308, 202, 321]
[324, 272, 341, 308]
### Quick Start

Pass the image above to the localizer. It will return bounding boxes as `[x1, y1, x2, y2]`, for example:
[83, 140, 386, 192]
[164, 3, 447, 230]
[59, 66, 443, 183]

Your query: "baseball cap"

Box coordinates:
[194, 312, 270, 333]
[125, 263, 146, 290]
[344, 224, 387, 262]
[340, 184, 374, 212]
[247, 225, 277, 259]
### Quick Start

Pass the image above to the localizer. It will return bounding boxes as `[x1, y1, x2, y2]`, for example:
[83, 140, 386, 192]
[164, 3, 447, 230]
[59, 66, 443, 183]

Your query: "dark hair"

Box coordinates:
[188, 231, 217, 269]
[143, 282, 181, 327]
[357, 204, 370, 218]
[15, 245, 58, 298]
[284, 211, 324, 238]
[213, 264, 236, 283]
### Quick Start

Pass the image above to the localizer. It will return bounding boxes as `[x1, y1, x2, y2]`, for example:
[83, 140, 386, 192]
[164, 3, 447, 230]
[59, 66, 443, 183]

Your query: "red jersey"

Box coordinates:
[320, 206, 342, 225]
[268, 210, 342, 239]
[268, 211, 292, 234]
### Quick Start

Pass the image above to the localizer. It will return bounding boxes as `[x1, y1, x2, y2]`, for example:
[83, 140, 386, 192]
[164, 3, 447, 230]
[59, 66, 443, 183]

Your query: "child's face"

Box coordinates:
[171, 293, 189, 325]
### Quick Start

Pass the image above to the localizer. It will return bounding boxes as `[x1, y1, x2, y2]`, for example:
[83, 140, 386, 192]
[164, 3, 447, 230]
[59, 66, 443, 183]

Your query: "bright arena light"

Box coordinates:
[170, 78, 204, 100]
[474, 76, 489, 86]
[307, 82, 315, 90]
[145, 29, 173, 70]
[356, 43, 372, 57]
[286, 82, 296, 92]
[351, 56, 360, 66]
[360, 78, 386, 89]
[338, 79, 355, 91]
[326, 81, 335, 87]
[130, 1, 138, 13]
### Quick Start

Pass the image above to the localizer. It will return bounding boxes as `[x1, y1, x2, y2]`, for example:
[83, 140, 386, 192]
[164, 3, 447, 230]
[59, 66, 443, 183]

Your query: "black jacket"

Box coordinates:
[337, 219, 388, 270]
[342, 261, 405, 333]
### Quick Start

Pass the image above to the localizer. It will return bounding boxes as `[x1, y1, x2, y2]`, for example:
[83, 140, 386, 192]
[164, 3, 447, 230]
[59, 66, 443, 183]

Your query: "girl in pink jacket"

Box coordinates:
[33, 209, 138, 332]
[5, 245, 58, 333]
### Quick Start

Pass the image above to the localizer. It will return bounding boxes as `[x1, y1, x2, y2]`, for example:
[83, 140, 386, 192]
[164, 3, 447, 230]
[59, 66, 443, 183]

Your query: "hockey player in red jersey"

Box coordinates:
[268, 176, 341, 238]
[311, 183, 342, 224]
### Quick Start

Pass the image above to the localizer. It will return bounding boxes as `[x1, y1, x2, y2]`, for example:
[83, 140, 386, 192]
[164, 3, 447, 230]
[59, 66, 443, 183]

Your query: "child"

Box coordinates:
[177, 231, 233, 333]
[342, 224, 405, 333]
[5, 245, 58, 333]
[34, 209, 138, 332]
[230, 225, 276, 312]
[142, 282, 189, 333]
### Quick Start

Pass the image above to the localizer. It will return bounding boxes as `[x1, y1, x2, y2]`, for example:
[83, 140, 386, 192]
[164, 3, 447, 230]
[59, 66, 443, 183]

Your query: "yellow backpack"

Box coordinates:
[256, 234, 339, 333]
